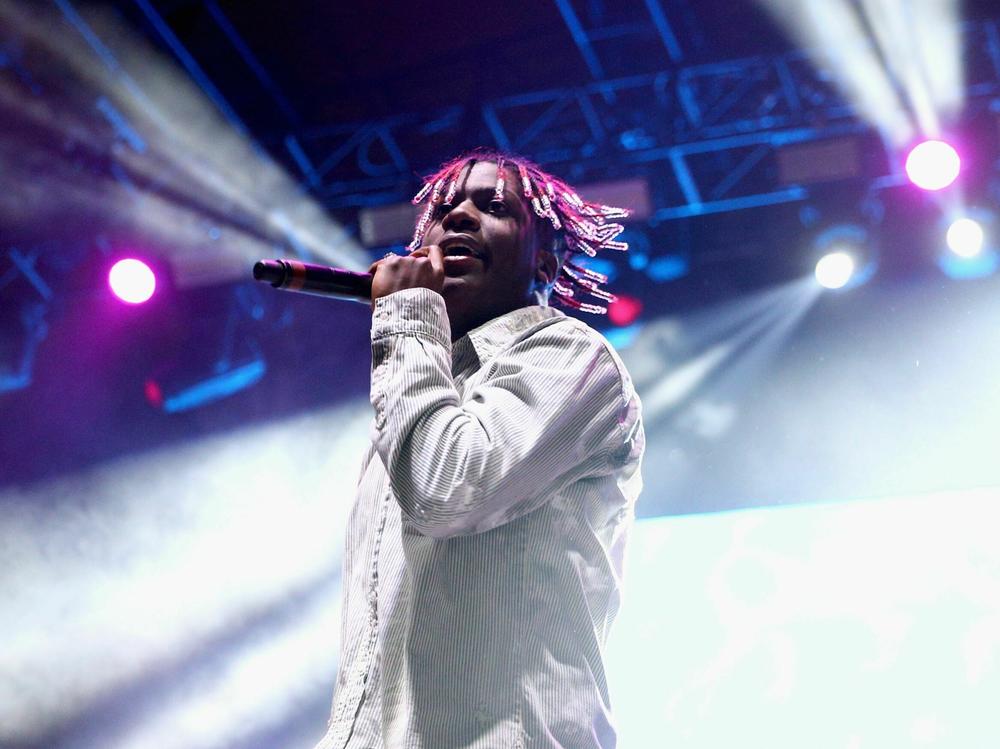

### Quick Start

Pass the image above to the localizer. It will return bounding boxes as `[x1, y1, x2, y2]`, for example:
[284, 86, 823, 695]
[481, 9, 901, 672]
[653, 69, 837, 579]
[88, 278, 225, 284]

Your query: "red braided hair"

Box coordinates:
[409, 149, 629, 314]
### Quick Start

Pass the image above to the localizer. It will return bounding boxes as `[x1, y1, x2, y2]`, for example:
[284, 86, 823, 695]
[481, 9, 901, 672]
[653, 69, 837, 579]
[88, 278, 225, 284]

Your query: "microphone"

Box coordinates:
[253, 259, 372, 303]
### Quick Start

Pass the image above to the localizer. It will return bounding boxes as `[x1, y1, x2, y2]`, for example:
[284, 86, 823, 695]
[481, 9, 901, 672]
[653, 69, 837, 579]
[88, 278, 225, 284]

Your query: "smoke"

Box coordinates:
[0, 0, 366, 287]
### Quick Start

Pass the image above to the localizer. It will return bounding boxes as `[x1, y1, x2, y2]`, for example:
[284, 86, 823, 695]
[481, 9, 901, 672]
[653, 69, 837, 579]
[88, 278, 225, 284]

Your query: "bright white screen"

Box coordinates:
[607, 488, 1000, 748]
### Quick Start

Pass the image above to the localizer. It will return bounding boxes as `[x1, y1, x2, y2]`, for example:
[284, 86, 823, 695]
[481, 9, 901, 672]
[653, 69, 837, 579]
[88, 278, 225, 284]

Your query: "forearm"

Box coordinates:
[370, 290, 515, 535]
[369, 289, 628, 538]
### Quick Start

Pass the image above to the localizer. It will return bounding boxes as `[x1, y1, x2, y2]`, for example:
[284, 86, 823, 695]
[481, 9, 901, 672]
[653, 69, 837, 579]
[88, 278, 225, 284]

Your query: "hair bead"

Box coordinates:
[443, 176, 459, 207]
[494, 157, 506, 202]
[412, 180, 434, 204]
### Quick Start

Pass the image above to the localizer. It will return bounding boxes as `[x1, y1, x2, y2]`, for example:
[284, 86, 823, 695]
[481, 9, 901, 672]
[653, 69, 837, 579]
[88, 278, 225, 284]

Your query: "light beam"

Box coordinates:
[756, 0, 962, 149]
[0, 2, 367, 289]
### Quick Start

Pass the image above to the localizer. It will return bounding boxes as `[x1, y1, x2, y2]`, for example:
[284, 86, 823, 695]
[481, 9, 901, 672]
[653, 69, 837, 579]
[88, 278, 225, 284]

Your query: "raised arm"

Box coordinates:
[369, 288, 635, 538]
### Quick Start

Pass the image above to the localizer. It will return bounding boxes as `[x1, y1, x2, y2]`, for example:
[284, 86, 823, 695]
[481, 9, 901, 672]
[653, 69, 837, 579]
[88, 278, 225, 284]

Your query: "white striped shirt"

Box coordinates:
[314, 288, 644, 749]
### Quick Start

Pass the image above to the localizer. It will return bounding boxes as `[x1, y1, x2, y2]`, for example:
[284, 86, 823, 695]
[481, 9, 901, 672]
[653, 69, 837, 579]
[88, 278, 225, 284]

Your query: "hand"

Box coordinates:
[369, 245, 445, 310]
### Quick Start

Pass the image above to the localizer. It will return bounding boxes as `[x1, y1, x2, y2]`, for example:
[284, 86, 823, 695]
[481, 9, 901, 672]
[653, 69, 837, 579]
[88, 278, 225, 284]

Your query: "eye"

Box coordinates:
[434, 202, 453, 216]
[488, 200, 510, 215]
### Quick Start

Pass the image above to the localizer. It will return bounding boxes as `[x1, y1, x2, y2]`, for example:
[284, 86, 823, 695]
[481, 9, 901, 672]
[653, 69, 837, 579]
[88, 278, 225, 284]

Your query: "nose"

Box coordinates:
[442, 198, 480, 233]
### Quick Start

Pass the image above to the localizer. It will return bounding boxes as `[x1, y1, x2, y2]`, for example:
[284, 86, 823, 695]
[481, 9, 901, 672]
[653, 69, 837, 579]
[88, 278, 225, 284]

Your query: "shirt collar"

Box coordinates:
[459, 304, 565, 365]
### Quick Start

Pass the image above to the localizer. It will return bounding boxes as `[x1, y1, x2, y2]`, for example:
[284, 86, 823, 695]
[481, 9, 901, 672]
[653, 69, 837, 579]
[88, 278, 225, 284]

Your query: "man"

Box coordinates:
[314, 150, 644, 749]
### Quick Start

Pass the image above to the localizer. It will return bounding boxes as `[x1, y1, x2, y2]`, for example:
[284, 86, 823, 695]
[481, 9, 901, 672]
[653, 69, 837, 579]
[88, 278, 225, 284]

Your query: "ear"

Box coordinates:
[535, 247, 559, 285]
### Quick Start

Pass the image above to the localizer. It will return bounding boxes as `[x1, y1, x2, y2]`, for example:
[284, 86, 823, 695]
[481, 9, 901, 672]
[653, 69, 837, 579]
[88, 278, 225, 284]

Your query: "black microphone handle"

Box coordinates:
[253, 259, 372, 303]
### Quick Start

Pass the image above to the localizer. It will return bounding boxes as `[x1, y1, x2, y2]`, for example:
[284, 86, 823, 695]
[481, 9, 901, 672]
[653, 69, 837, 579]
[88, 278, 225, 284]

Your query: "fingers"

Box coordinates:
[401, 245, 443, 283]
[369, 251, 399, 274]
[369, 254, 395, 310]
[369, 244, 444, 308]
[427, 243, 444, 279]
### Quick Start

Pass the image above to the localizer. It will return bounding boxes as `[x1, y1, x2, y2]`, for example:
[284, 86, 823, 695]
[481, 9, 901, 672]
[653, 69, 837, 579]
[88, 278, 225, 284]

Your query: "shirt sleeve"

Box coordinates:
[369, 288, 633, 539]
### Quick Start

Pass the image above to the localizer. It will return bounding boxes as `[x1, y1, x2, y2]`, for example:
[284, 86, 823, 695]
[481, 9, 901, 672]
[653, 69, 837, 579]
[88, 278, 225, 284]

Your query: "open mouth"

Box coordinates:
[444, 245, 479, 259]
[441, 242, 485, 275]
[443, 254, 480, 276]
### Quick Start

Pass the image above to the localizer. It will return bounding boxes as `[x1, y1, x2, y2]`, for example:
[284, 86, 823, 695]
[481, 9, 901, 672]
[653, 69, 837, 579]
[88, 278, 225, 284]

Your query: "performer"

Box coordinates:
[314, 149, 644, 749]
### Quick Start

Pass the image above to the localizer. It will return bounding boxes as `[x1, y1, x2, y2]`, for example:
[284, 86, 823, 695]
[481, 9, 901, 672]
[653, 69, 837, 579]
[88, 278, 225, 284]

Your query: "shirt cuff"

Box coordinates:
[371, 288, 451, 348]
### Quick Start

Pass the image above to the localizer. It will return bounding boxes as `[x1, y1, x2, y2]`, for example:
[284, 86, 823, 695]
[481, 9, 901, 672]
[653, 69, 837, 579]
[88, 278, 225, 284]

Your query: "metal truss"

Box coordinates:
[552, 0, 684, 81]
[30, 0, 1000, 223]
[278, 18, 1000, 218]
[74, 1, 1000, 220]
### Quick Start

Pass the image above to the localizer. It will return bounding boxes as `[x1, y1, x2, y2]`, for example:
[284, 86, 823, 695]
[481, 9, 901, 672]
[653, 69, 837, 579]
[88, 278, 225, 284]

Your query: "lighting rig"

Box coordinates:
[1, 0, 998, 405]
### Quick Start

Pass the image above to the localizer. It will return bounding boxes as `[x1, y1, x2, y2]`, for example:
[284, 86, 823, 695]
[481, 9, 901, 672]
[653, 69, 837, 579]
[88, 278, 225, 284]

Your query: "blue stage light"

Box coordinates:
[160, 359, 267, 413]
[938, 250, 998, 280]
[604, 322, 644, 350]
[647, 255, 689, 282]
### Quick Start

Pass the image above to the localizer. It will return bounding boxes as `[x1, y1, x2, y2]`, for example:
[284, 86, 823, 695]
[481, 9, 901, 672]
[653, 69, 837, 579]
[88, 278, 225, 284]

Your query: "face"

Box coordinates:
[420, 160, 556, 341]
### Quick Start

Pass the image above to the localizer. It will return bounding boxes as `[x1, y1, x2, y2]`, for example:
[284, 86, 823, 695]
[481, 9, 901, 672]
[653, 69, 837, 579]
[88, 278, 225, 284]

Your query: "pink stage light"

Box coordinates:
[109, 258, 156, 304]
[608, 294, 643, 327]
[144, 379, 164, 407]
[905, 140, 961, 191]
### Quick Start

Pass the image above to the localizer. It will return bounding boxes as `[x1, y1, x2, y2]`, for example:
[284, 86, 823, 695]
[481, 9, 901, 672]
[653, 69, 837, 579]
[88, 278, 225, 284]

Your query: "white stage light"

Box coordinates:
[905, 140, 961, 191]
[946, 218, 984, 258]
[814, 251, 855, 289]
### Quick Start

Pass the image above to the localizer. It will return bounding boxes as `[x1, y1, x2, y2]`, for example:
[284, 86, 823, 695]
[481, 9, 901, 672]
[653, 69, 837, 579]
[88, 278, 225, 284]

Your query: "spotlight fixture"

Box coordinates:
[814, 251, 856, 290]
[810, 224, 876, 291]
[939, 210, 997, 280]
[905, 140, 961, 191]
[946, 218, 984, 258]
[109, 258, 156, 304]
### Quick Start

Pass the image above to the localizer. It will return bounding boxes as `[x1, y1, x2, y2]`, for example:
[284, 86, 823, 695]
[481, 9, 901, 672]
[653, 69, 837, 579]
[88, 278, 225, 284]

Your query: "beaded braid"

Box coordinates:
[408, 149, 629, 314]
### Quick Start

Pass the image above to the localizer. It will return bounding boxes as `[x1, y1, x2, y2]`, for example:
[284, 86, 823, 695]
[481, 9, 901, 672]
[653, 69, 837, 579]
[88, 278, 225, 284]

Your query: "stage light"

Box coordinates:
[608, 295, 643, 327]
[646, 255, 689, 282]
[161, 359, 266, 413]
[937, 205, 1000, 280]
[939, 210, 997, 280]
[946, 218, 984, 258]
[758, 0, 964, 149]
[905, 140, 960, 191]
[815, 251, 855, 289]
[144, 379, 164, 408]
[810, 224, 877, 290]
[109, 258, 156, 304]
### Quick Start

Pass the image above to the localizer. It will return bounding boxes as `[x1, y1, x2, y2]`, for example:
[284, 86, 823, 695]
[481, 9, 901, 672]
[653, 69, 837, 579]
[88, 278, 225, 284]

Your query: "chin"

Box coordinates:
[440, 282, 472, 318]
[442, 275, 480, 298]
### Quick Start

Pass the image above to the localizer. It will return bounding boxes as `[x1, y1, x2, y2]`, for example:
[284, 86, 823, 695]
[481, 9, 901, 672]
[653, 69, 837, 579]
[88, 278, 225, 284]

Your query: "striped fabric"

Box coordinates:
[314, 288, 644, 749]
